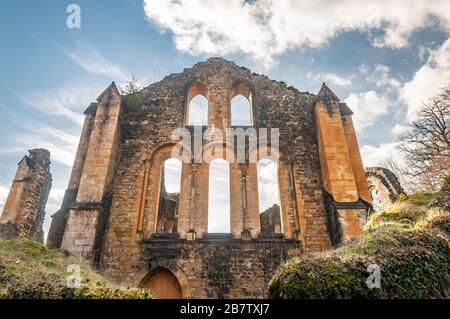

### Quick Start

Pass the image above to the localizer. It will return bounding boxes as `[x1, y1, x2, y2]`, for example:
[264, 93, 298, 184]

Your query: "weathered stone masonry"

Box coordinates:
[47, 58, 371, 298]
[366, 167, 406, 211]
[0, 149, 52, 242]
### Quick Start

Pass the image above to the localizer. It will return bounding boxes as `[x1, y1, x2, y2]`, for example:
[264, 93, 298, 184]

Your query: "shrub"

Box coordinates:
[408, 191, 439, 206]
[269, 199, 450, 299]
[123, 92, 144, 113]
[0, 237, 151, 299]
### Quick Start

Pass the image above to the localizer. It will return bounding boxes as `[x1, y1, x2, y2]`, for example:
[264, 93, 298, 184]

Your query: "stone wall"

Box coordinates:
[140, 239, 302, 298]
[0, 149, 52, 242]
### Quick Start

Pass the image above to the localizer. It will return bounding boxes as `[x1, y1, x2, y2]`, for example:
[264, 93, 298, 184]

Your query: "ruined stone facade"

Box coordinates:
[366, 167, 405, 211]
[47, 58, 371, 298]
[0, 149, 52, 242]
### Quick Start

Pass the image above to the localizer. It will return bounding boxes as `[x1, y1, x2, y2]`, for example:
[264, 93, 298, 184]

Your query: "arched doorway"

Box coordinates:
[141, 267, 183, 299]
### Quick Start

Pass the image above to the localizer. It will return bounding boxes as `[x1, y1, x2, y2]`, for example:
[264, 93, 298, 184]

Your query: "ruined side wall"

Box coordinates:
[366, 167, 405, 210]
[0, 149, 52, 242]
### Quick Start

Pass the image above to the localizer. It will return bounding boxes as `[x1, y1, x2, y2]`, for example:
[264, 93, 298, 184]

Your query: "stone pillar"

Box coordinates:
[0, 149, 52, 242]
[46, 104, 96, 248]
[61, 82, 121, 260]
[177, 162, 209, 239]
[177, 163, 193, 239]
[243, 163, 260, 238]
[315, 83, 368, 243]
[230, 163, 244, 238]
[195, 163, 209, 238]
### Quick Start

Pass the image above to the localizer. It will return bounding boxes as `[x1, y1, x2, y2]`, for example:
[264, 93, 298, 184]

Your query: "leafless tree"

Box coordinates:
[399, 85, 450, 191]
[380, 156, 412, 194]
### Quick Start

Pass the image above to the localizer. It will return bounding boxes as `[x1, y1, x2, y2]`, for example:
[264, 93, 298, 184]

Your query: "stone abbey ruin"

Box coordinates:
[1, 58, 387, 298]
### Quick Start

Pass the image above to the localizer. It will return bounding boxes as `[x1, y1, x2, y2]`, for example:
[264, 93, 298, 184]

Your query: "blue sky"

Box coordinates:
[0, 0, 449, 237]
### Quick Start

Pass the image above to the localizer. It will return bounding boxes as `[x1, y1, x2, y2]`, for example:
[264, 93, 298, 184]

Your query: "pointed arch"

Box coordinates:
[185, 82, 209, 126]
[230, 81, 254, 126]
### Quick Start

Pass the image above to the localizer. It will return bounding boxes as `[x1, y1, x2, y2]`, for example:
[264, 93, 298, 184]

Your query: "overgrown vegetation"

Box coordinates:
[0, 237, 151, 299]
[269, 191, 450, 299]
[121, 75, 144, 112]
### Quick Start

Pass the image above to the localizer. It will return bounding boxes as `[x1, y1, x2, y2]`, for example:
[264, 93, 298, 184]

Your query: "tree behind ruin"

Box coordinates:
[399, 85, 450, 191]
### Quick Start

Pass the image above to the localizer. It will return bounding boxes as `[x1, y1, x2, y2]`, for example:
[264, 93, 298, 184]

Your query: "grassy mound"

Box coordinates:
[0, 237, 151, 299]
[269, 193, 450, 299]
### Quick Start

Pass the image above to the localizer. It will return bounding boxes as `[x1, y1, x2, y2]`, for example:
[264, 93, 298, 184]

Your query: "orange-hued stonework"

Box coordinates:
[0, 149, 51, 242]
[46, 58, 371, 298]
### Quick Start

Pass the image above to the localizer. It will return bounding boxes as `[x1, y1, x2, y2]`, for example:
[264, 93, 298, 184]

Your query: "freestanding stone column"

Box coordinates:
[0, 149, 52, 242]
[61, 82, 122, 261]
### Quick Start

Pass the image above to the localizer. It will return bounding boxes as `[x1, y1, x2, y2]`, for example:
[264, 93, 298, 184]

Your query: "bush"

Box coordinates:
[268, 199, 450, 299]
[123, 92, 144, 113]
[0, 237, 151, 299]
[408, 191, 439, 206]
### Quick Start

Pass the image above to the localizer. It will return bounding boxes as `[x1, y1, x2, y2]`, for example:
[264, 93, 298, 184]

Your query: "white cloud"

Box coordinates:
[399, 38, 450, 120]
[344, 91, 390, 132]
[391, 123, 409, 137]
[307, 72, 352, 87]
[62, 43, 128, 81]
[360, 142, 404, 168]
[257, 159, 280, 212]
[143, 0, 450, 68]
[0, 183, 9, 213]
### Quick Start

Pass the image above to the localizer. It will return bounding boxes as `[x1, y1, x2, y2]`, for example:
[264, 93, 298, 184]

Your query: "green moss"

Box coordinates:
[366, 202, 431, 231]
[408, 191, 439, 206]
[0, 237, 151, 299]
[269, 195, 450, 299]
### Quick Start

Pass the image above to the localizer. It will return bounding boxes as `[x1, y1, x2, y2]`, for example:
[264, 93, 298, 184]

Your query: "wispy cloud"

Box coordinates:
[16, 85, 103, 126]
[360, 64, 402, 91]
[307, 72, 352, 87]
[0, 114, 79, 167]
[62, 43, 128, 81]
[144, 0, 450, 68]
